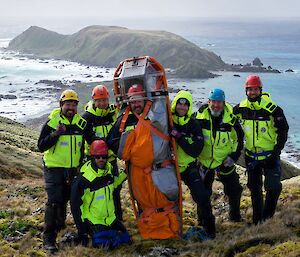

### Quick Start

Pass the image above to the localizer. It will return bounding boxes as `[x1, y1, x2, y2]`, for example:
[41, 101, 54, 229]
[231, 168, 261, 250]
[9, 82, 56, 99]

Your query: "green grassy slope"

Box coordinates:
[8, 26, 226, 78]
[0, 116, 299, 256]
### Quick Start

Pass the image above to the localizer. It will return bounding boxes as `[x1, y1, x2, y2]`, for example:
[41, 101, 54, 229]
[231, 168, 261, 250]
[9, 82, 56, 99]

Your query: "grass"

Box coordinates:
[0, 116, 300, 256]
[0, 169, 298, 256]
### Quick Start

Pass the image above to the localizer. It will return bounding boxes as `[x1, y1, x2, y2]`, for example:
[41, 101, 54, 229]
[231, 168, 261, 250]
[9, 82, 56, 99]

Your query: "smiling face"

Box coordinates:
[208, 100, 224, 114]
[94, 98, 109, 109]
[176, 102, 189, 117]
[246, 86, 261, 100]
[129, 99, 145, 115]
[60, 100, 78, 119]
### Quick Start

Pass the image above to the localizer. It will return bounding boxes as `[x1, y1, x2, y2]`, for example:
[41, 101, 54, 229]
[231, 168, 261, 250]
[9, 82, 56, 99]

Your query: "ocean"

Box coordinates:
[0, 20, 299, 166]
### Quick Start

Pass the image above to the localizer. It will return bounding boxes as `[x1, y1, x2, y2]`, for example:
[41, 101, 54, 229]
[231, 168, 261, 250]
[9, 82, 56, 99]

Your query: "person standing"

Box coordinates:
[38, 89, 96, 252]
[234, 75, 289, 224]
[195, 88, 244, 223]
[171, 90, 216, 239]
[82, 85, 123, 220]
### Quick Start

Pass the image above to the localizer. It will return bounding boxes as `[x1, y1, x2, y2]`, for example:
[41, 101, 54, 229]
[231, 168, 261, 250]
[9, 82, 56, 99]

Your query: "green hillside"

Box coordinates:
[8, 26, 226, 78]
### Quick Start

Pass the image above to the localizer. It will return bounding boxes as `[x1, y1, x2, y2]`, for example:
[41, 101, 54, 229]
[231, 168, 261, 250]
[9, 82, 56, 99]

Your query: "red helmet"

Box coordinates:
[90, 140, 108, 156]
[127, 84, 145, 98]
[245, 75, 262, 88]
[92, 85, 109, 100]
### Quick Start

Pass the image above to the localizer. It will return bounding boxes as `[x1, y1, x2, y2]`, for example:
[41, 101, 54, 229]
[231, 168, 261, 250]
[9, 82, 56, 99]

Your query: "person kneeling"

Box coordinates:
[71, 140, 130, 249]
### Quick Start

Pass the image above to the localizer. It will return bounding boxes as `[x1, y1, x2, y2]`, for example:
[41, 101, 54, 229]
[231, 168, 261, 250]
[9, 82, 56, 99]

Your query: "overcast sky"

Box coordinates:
[1, 0, 300, 19]
[0, 0, 299, 37]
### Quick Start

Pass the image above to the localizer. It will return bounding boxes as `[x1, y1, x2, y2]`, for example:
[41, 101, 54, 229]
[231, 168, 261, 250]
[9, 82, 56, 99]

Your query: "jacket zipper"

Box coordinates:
[265, 121, 272, 139]
[88, 191, 96, 211]
[70, 135, 73, 167]
[210, 117, 214, 168]
[216, 132, 221, 146]
[104, 187, 109, 224]
[52, 143, 57, 154]
[251, 104, 257, 154]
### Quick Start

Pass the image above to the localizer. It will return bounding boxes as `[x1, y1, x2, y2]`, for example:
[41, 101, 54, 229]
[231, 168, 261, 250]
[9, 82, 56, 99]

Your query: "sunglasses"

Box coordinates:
[94, 155, 108, 159]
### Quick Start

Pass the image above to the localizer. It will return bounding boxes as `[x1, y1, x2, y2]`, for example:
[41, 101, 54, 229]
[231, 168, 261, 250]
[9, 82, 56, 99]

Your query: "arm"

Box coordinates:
[175, 119, 204, 158]
[114, 171, 127, 188]
[272, 106, 289, 156]
[106, 117, 122, 155]
[229, 119, 244, 162]
[233, 104, 241, 118]
[83, 120, 97, 145]
[37, 121, 59, 152]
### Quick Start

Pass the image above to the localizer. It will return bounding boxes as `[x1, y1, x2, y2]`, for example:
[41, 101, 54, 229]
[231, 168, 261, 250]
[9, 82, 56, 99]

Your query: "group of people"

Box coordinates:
[38, 74, 289, 252]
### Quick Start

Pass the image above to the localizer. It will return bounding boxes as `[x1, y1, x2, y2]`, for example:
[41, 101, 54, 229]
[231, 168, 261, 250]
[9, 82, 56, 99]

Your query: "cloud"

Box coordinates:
[1, 0, 300, 19]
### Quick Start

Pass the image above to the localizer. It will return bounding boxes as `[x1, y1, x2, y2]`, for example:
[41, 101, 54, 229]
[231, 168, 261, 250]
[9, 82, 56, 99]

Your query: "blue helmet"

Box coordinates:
[208, 88, 225, 101]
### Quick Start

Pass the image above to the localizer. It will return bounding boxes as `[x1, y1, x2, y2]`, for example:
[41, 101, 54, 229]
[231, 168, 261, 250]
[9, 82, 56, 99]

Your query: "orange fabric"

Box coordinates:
[138, 208, 180, 239]
[133, 101, 170, 142]
[119, 106, 130, 133]
[122, 114, 181, 239]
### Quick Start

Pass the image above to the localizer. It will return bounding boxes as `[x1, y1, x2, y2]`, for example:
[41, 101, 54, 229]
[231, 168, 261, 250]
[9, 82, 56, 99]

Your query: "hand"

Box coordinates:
[54, 124, 66, 136]
[223, 156, 235, 167]
[170, 128, 182, 139]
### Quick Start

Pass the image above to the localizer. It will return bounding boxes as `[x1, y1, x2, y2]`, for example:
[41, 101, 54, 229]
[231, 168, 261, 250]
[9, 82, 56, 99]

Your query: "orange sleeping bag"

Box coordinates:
[122, 119, 180, 239]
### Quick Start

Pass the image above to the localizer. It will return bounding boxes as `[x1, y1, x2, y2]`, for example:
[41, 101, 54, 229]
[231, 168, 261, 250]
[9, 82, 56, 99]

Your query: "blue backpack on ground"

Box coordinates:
[92, 229, 131, 249]
[183, 226, 213, 241]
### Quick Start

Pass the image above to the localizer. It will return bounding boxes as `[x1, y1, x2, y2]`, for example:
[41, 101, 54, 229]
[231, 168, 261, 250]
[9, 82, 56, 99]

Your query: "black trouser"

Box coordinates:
[217, 166, 243, 221]
[196, 165, 243, 223]
[111, 160, 123, 221]
[181, 164, 216, 237]
[43, 167, 77, 244]
[245, 155, 282, 225]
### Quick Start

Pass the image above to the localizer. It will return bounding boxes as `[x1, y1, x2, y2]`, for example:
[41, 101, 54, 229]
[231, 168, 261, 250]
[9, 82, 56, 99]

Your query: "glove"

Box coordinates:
[53, 123, 66, 136]
[170, 128, 182, 139]
[223, 156, 235, 167]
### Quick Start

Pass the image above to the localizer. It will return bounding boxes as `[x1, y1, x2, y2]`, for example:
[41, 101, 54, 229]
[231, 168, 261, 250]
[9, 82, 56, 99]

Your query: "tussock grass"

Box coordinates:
[0, 172, 298, 257]
[0, 117, 299, 256]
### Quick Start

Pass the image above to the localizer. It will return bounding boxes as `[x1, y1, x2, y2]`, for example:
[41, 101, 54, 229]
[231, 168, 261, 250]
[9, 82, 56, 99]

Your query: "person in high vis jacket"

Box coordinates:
[195, 88, 244, 222]
[38, 89, 96, 252]
[234, 75, 289, 224]
[171, 90, 216, 239]
[71, 140, 130, 249]
[82, 85, 122, 221]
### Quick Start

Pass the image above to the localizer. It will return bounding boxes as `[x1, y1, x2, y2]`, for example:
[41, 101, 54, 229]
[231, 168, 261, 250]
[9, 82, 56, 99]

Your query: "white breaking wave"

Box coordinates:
[0, 39, 115, 121]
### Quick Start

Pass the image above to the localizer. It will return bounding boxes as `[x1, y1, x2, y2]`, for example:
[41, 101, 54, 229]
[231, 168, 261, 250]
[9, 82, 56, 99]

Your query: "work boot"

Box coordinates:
[229, 197, 242, 222]
[250, 191, 264, 225]
[43, 239, 58, 253]
[196, 205, 203, 226]
[202, 215, 216, 239]
[43, 203, 58, 251]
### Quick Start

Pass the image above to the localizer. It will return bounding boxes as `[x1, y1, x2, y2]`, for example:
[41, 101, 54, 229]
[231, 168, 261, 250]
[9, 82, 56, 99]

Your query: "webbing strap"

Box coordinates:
[134, 102, 170, 142]
[119, 107, 130, 133]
